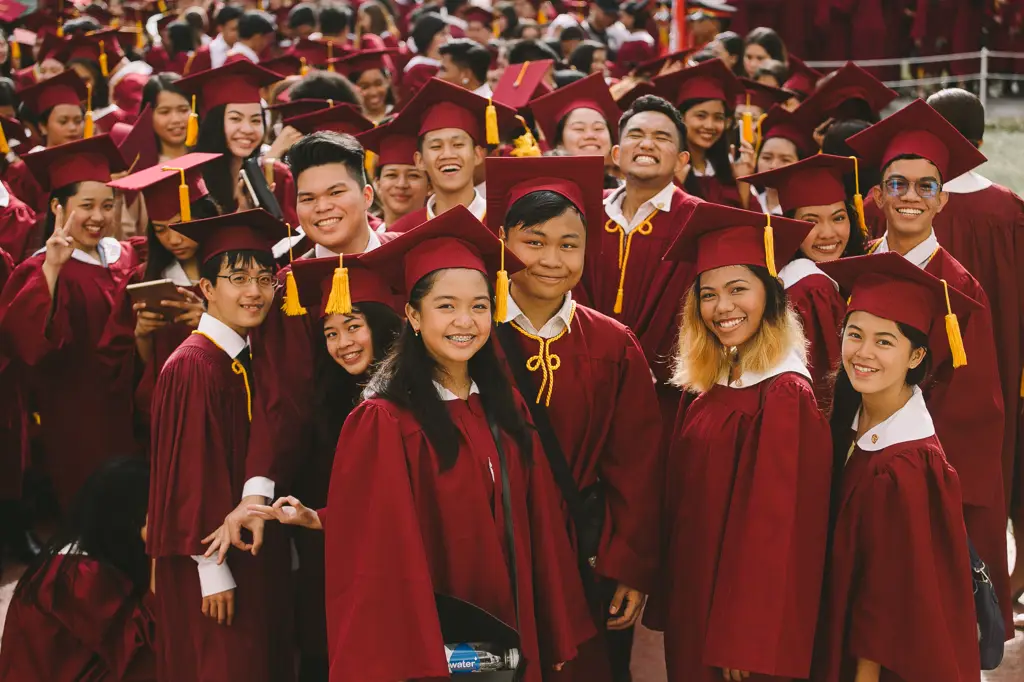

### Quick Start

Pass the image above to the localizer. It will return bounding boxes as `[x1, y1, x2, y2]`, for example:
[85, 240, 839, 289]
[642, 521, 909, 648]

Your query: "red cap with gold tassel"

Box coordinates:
[485, 97, 499, 146]
[83, 82, 95, 138]
[185, 95, 198, 146]
[850, 155, 869, 239]
[98, 40, 109, 77]
[281, 223, 309, 316]
[324, 252, 353, 315]
[160, 166, 193, 222]
[327, 41, 335, 72]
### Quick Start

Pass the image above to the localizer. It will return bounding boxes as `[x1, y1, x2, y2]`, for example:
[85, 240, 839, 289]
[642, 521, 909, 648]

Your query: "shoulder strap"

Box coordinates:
[496, 323, 589, 532]
[486, 411, 519, 631]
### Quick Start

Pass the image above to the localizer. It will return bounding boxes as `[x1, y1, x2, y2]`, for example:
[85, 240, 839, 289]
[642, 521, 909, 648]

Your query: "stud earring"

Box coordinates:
[463, 77, 469, 84]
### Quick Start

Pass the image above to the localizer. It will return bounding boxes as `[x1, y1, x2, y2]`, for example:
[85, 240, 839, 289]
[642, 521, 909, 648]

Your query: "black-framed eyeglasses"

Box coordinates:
[217, 273, 277, 288]
[882, 177, 942, 199]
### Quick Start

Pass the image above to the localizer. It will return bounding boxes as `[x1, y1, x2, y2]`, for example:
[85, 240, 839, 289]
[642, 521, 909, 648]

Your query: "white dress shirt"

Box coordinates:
[943, 170, 993, 195]
[226, 41, 260, 64]
[851, 386, 934, 452]
[472, 82, 493, 98]
[603, 182, 674, 235]
[210, 33, 230, 69]
[874, 229, 940, 269]
[504, 293, 575, 339]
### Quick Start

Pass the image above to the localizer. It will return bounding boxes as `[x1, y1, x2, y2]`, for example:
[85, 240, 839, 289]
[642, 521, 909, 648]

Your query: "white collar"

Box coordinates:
[433, 379, 481, 401]
[692, 161, 716, 178]
[504, 293, 575, 339]
[108, 59, 152, 88]
[778, 258, 838, 290]
[753, 188, 783, 215]
[311, 227, 381, 259]
[0, 180, 10, 208]
[717, 345, 810, 388]
[604, 181, 675, 218]
[39, 237, 122, 267]
[473, 82, 493, 98]
[404, 54, 441, 70]
[875, 230, 940, 269]
[942, 170, 993, 194]
[162, 259, 195, 286]
[91, 103, 119, 120]
[197, 312, 248, 358]
[228, 42, 260, 63]
[623, 31, 655, 45]
[851, 386, 935, 451]
[427, 190, 486, 221]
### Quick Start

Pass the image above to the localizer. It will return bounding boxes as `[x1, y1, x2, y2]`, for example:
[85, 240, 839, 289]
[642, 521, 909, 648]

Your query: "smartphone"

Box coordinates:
[241, 157, 284, 219]
[126, 279, 187, 319]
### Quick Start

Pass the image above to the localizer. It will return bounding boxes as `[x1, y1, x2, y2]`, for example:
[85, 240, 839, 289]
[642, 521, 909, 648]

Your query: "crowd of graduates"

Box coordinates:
[0, 1, 1022, 682]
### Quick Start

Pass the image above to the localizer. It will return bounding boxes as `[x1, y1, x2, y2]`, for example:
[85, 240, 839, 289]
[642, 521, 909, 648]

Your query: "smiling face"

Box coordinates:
[296, 162, 374, 252]
[375, 163, 429, 220]
[415, 128, 484, 195]
[612, 110, 687, 184]
[42, 103, 84, 147]
[842, 310, 925, 396]
[201, 255, 276, 332]
[52, 181, 115, 250]
[698, 264, 767, 347]
[324, 310, 375, 375]
[153, 90, 191, 148]
[560, 107, 612, 158]
[683, 99, 727, 152]
[755, 136, 799, 173]
[356, 68, 391, 114]
[795, 201, 851, 262]
[874, 157, 948, 240]
[743, 43, 770, 77]
[153, 217, 199, 262]
[38, 57, 65, 80]
[507, 208, 586, 304]
[407, 268, 492, 371]
[223, 102, 264, 159]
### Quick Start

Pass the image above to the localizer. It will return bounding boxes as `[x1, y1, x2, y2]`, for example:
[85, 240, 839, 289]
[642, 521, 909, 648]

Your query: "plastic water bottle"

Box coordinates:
[445, 643, 521, 674]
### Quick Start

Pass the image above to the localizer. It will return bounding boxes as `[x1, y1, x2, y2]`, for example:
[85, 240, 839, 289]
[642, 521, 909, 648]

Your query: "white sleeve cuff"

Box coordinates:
[192, 555, 237, 597]
[242, 476, 275, 501]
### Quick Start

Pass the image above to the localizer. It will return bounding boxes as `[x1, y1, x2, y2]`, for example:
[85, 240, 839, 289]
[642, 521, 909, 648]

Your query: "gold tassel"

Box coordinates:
[263, 156, 275, 184]
[111, 17, 120, 29]
[1019, 368, 1024, 398]
[0, 122, 10, 155]
[511, 115, 540, 157]
[324, 253, 352, 315]
[492, 18, 500, 38]
[57, 20, 64, 37]
[98, 40, 109, 77]
[513, 61, 530, 87]
[10, 41, 20, 68]
[740, 94, 753, 145]
[537, 7, 548, 24]
[942, 279, 968, 368]
[364, 149, 376, 177]
[485, 98, 499, 146]
[849, 155, 869, 238]
[495, 235, 509, 321]
[281, 224, 308, 316]
[158, 0, 167, 12]
[763, 212, 776, 278]
[300, 56, 309, 76]
[185, 95, 199, 146]
[327, 42, 335, 72]
[84, 83, 95, 138]
[136, 21, 145, 51]
[162, 167, 192, 222]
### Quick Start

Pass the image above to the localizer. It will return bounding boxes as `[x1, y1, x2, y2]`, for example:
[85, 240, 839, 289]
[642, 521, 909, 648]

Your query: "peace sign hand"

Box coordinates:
[44, 205, 76, 270]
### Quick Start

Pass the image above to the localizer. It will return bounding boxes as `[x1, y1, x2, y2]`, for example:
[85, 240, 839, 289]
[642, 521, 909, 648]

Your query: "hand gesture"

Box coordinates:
[202, 495, 268, 565]
[730, 139, 756, 179]
[163, 288, 204, 327]
[266, 126, 304, 161]
[606, 583, 646, 630]
[248, 495, 323, 531]
[133, 302, 168, 338]
[722, 669, 750, 680]
[44, 205, 76, 270]
[201, 588, 235, 626]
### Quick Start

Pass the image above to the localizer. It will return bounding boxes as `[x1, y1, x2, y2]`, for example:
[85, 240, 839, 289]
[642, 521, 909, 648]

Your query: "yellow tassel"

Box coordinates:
[111, 17, 120, 29]
[158, 0, 167, 12]
[1019, 368, 1024, 399]
[492, 18, 500, 38]
[185, 95, 199, 146]
[99, 41, 109, 77]
[327, 42, 335, 72]
[300, 56, 309, 76]
[613, 287, 624, 315]
[10, 41, 20, 67]
[264, 156, 275, 184]
[942, 279, 968, 368]
[354, 30, 362, 50]
[537, 7, 548, 24]
[364, 149, 376, 177]
[57, 20, 64, 37]
[495, 236, 509, 321]
[163, 167, 192, 222]
[849, 156, 869, 238]
[0, 123, 10, 155]
[741, 111, 753, 146]
[485, 98, 499, 146]
[514, 61, 530, 87]
[324, 253, 352, 315]
[136, 21, 145, 51]
[511, 115, 540, 157]
[282, 270, 307, 316]
[84, 83, 94, 138]
[763, 213, 776, 278]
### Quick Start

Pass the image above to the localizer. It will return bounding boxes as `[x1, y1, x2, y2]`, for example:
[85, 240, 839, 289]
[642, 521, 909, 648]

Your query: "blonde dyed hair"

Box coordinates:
[670, 272, 807, 394]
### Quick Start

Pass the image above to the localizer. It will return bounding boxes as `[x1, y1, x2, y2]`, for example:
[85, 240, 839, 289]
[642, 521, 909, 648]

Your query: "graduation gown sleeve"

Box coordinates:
[0, 257, 70, 365]
[271, 160, 300, 233]
[702, 377, 831, 678]
[0, 183, 38, 263]
[787, 274, 846, 406]
[848, 450, 980, 681]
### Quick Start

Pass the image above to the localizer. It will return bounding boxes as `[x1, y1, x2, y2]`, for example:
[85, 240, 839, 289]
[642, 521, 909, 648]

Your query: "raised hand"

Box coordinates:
[248, 495, 323, 531]
[44, 205, 76, 270]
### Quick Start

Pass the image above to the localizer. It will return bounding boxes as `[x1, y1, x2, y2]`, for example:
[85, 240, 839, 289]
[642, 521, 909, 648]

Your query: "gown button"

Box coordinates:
[871, 434, 879, 444]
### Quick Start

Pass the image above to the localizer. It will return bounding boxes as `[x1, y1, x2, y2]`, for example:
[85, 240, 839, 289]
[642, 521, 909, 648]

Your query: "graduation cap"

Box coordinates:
[797, 61, 897, 122]
[0, 0, 26, 24]
[65, 28, 125, 77]
[652, 57, 743, 108]
[739, 154, 854, 212]
[20, 9, 62, 36]
[819, 251, 981, 368]
[268, 97, 334, 120]
[288, 37, 347, 70]
[35, 30, 69, 63]
[461, 3, 494, 26]
[356, 121, 418, 167]
[171, 208, 289, 264]
[107, 152, 219, 222]
[758, 104, 817, 157]
[615, 80, 657, 110]
[330, 48, 398, 78]
[155, 12, 178, 31]
[484, 155, 606, 245]
[738, 78, 790, 113]
[390, 77, 518, 146]
[282, 103, 375, 136]
[112, 104, 159, 171]
[83, 3, 116, 25]
[262, 54, 306, 78]
[783, 55, 822, 99]
[0, 115, 27, 154]
[491, 59, 553, 110]
[176, 59, 284, 117]
[360, 204, 526, 319]
[291, 254, 399, 317]
[846, 98, 987, 182]
[633, 48, 696, 77]
[529, 72, 621, 145]
[17, 68, 87, 117]
[22, 133, 127, 190]
[663, 202, 812, 278]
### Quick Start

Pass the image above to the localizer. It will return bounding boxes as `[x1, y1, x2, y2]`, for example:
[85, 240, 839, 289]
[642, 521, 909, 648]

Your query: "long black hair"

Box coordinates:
[313, 301, 403, 453]
[68, 59, 111, 108]
[679, 97, 735, 197]
[784, 201, 866, 260]
[142, 194, 222, 282]
[194, 103, 266, 214]
[139, 72, 185, 115]
[43, 182, 82, 242]
[15, 458, 151, 605]
[367, 270, 534, 471]
[166, 20, 198, 57]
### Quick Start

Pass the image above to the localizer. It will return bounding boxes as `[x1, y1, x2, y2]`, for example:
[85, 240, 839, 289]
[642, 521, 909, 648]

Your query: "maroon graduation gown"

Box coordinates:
[0, 247, 28, 501]
[3, 157, 47, 216]
[146, 333, 294, 682]
[323, 394, 595, 682]
[657, 370, 832, 681]
[782, 264, 847, 407]
[814, 435, 980, 682]
[0, 247, 141, 510]
[501, 304, 664, 682]
[0, 182, 39, 263]
[0, 555, 157, 682]
[695, 173, 744, 209]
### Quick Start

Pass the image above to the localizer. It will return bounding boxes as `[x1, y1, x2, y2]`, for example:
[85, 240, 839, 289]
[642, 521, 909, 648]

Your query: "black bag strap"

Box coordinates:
[496, 323, 591, 544]
[486, 410, 520, 632]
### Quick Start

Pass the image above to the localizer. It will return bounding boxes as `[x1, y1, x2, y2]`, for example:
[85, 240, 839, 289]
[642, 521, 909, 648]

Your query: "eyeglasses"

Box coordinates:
[217, 273, 277, 288]
[882, 177, 942, 199]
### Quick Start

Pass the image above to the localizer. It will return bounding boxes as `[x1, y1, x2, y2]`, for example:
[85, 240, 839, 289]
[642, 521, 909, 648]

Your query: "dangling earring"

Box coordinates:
[414, 328, 421, 337]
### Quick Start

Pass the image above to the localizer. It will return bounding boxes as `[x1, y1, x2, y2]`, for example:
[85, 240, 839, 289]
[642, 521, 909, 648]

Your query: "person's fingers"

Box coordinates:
[250, 519, 264, 556]
[228, 517, 244, 546]
[218, 531, 233, 565]
[620, 591, 641, 623]
[226, 593, 235, 626]
[215, 598, 225, 625]
[741, 672, 750, 679]
[608, 586, 626, 616]
[201, 597, 209, 618]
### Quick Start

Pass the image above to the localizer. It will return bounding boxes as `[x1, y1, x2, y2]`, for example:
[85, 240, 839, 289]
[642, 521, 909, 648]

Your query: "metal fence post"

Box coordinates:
[980, 47, 989, 113]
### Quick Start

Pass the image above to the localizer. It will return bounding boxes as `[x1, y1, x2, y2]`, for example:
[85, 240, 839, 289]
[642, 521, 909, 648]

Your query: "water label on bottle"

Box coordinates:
[446, 644, 483, 674]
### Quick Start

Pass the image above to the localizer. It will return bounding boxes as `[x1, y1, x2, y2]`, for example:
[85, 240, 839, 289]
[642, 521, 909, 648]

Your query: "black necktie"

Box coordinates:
[234, 346, 254, 393]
